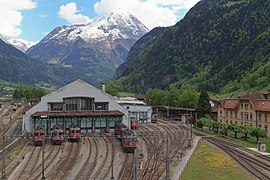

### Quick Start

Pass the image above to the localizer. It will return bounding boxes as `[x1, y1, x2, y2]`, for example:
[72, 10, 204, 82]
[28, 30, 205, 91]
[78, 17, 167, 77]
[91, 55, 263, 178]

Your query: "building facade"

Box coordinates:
[23, 80, 129, 135]
[116, 97, 152, 124]
[218, 92, 270, 137]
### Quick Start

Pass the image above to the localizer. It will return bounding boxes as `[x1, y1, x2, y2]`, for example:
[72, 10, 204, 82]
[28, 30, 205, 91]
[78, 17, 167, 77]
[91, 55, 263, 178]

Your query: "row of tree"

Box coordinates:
[13, 87, 48, 100]
[145, 88, 199, 108]
[196, 117, 267, 141]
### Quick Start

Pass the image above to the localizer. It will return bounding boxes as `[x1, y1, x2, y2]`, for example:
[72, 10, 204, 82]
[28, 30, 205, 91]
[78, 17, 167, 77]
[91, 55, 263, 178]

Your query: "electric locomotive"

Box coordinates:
[130, 119, 139, 130]
[33, 125, 46, 146]
[115, 123, 138, 153]
[68, 124, 81, 142]
[121, 129, 138, 153]
[51, 124, 64, 145]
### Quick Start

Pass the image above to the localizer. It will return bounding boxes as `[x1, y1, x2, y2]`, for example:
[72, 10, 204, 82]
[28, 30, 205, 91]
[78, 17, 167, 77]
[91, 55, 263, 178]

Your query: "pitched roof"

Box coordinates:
[219, 92, 270, 111]
[222, 99, 239, 109]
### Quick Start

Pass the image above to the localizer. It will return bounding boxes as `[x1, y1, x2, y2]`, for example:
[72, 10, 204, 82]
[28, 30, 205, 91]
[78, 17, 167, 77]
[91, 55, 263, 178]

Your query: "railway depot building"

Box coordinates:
[116, 97, 152, 124]
[218, 92, 270, 137]
[22, 80, 129, 135]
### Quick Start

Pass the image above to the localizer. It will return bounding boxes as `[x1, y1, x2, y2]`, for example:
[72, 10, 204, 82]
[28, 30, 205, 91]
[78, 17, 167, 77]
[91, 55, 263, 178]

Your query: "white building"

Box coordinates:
[23, 79, 129, 134]
[116, 97, 152, 123]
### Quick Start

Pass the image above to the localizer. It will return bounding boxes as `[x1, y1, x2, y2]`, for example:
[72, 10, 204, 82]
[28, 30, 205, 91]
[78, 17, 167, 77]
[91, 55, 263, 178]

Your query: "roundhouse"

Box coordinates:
[22, 79, 129, 135]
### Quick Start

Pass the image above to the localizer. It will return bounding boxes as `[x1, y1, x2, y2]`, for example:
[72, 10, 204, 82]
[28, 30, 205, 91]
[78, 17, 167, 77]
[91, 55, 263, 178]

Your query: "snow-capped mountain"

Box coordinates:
[27, 9, 148, 84]
[0, 34, 36, 52]
[42, 9, 148, 43]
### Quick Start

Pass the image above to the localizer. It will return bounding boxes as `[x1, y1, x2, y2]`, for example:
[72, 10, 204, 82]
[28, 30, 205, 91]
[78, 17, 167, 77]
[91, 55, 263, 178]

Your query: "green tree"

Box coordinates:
[196, 118, 204, 129]
[250, 127, 267, 142]
[197, 91, 211, 119]
[178, 90, 198, 108]
[240, 125, 251, 141]
[221, 122, 230, 136]
[105, 86, 119, 97]
[211, 121, 221, 134]
[230, 123, 241, 138]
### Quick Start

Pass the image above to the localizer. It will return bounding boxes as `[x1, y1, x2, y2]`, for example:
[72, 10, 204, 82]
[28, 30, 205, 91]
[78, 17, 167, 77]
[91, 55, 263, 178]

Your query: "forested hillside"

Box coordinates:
[112, 0, 270, 94]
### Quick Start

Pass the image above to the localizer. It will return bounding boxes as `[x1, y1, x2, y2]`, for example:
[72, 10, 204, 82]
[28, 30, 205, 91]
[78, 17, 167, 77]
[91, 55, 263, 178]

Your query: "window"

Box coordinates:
[250, 113, 253, 121]
[241, 104, 244, 109]
[65, 98, 79, 111]
[265, 126, 268, 132]
[241, 113, 244, 120]
[264, 114, 268, 122]
[50, 103, 63, 111]
[258, 114, 262, 121]
[95, 102, 108, 111]
[219, 111, 222, 120]
[234, 112, 237, 119]
[230, 111, 232, 118]
[245, 104, 248, 110]
[245, 113, 248, 120]
[226, 111, 228, 118]
[81, 98, 94, 111]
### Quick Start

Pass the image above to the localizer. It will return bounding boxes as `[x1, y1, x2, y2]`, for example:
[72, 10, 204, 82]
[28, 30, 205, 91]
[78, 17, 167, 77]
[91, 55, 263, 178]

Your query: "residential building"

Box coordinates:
[218, 92, 270, 137]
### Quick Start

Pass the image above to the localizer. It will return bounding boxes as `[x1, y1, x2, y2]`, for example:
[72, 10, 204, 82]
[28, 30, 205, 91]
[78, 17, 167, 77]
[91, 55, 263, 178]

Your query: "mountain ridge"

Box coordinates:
[112, 0, 270, 94]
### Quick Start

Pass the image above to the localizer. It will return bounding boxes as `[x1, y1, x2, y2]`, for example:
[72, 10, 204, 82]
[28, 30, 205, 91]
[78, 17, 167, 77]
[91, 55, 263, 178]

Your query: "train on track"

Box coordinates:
[33, 125, 46, 146]
[130, 119, 139, 130]
[51, 124, 64, 145]
[67, 124, 81, 142]
[115, 123, 138, 153]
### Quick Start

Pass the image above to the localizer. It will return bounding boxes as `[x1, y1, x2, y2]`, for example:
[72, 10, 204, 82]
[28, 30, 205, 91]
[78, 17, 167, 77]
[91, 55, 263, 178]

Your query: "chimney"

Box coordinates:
[102, 82, 106, 92]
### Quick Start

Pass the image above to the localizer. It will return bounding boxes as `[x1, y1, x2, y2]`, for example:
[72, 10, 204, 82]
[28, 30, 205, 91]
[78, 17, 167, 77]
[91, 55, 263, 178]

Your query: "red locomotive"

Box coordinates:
[115, 123, 138, 153]
[51, 124, 64, 145]
[68, 124, 81, 142]
[33, 125, 46, 146]
[130, 119, 139, 130]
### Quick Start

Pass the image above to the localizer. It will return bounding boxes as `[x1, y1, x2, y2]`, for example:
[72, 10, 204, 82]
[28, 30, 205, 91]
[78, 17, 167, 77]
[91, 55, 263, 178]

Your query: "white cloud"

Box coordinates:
[57, 2, 92, 25]
[0, 0, 36, 37]
[94, 0, 200, 29]
[39, 13, 48, 18]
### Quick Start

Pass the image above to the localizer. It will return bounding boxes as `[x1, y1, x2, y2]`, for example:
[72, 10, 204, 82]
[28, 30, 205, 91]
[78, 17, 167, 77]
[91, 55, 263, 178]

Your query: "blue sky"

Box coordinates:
[0, 0, 200, 42]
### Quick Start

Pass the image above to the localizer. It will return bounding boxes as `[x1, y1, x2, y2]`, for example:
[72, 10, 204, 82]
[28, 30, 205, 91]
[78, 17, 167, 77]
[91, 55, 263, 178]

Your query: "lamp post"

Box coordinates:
[127, 106, 130, 129]
[165, 131, 170, 180]
[41, 105, 49, 180]
[2, 136, 6, 179]
[111, 135, 114, 179]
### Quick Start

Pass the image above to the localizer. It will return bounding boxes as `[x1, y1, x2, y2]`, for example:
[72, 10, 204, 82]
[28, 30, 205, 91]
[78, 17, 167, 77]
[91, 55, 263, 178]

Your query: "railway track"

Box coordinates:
[138, 125, 164, 180]
[50, 142, 80, 179]
[118, 153, 134, 180]
[90, 137, 110, 179]
[14, 146, 41, 180]
[75, 137, 98, 179]
[27, 144, 61, 180]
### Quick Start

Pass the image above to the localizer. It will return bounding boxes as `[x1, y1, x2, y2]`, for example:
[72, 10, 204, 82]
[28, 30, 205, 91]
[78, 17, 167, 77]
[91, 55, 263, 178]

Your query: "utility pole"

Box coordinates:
[41, 133, 45, 179]
[133, 147, 138, 180]
[2, 136, 6, 179]
[165, 131, 170, 180]
[9, 108, 12, 124]
[111, 135, 114, 179]
[187, 109, 192, 148]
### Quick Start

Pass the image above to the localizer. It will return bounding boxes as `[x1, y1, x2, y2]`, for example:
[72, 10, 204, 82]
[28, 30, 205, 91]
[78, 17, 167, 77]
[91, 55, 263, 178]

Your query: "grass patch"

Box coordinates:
[118, 91, 134, 97]
[180, 140, 253, 180]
